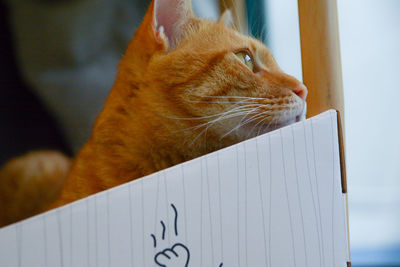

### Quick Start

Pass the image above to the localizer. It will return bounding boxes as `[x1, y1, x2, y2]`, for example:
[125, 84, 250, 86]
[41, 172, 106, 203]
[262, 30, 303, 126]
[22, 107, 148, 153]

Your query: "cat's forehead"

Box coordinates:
[186, 20, 271, 54]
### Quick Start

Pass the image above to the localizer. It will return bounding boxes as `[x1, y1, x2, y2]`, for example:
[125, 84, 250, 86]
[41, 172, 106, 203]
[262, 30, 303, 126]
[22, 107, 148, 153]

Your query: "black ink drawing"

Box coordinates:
[155, 243, 190, 267]
[151, 203, 223, 267]
[152, 204, 190, 267]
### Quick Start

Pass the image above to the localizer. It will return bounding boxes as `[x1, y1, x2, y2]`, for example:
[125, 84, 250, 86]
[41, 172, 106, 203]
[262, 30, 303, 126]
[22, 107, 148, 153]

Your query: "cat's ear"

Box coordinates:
[153, 0, 194, 51]
[218, 9, 235, 29]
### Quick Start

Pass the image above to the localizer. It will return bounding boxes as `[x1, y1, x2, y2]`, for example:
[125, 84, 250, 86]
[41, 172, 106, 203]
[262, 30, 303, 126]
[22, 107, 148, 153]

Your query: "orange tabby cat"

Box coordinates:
[0, 0, 307, 226]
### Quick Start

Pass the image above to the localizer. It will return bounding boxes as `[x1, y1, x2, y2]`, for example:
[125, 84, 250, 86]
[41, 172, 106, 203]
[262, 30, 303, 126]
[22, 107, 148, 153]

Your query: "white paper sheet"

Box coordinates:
[0, 110, 350, 267]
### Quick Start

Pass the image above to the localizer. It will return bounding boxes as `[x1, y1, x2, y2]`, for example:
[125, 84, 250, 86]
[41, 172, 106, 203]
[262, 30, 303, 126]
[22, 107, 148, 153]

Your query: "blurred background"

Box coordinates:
[265, 0, 400, 265]
[0, 0, 399, 266]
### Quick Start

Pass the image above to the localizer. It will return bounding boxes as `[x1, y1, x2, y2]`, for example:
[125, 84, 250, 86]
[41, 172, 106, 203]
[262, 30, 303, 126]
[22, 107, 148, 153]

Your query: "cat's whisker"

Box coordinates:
[180, 111, 260, 134]
[256, 117, 268, 136]
[250, 116, 276, 140]
[241, 109, 270, 125]
[256, 115, 276, 137]
[195, 95, 268, 100]
[237, 106, 268, 131]
[199, 96, 281, 106]
[244, 109, 277, 137]
[164, 102, 262, 122]
[187, 94, 270, 104]
[172, 104, 265, 133]
[183, 107, 260, 146]
[186, 96, 258, 102]
[190, 109, 254, 132]
[265, 116, 280, 132]
[192, 107, 257, 134]
[188, 121, 215, 147]
[247, 114, 271, 138]
[222, 106, 283, 140]
[219, 106, 265, 139]
[234, 105, 266, 129]
[188, 105, 264, 146]
[183, 99, 259, 105]
[234, 113, 267, 139]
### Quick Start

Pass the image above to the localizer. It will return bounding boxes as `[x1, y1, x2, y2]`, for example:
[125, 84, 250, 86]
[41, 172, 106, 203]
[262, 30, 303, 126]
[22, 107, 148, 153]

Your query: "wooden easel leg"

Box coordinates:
[298, 0, 345, 123]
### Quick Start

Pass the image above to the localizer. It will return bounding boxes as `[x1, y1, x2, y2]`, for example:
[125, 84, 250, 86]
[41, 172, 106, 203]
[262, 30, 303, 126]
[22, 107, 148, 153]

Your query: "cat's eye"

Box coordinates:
[235, 51, 255, 72]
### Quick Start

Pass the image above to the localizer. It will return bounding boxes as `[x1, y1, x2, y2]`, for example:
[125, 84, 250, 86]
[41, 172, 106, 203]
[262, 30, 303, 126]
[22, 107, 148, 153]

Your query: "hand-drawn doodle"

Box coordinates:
[151, 203, 223, 267]
[155, 243, 190, 267]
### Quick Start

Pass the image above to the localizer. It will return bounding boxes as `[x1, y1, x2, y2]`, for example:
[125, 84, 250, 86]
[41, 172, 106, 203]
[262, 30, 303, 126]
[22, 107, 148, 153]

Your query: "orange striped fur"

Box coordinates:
[0, 0, 307, 226]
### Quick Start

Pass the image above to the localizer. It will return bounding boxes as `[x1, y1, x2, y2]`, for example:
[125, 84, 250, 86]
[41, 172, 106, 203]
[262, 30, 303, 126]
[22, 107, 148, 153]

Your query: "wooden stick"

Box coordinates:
[218, 0, 248, 34]
[299, 5, 349, 260]
[297, 0, 345, 122]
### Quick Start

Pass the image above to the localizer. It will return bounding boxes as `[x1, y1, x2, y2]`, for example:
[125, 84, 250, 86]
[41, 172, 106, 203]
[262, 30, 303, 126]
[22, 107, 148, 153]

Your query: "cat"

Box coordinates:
[0, 0, 307, 226]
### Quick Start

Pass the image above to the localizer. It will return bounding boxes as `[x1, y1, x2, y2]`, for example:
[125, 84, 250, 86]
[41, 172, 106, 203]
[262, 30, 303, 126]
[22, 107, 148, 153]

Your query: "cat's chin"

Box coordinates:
[237, 114, 305, 140]
[271, 115, 303, 131]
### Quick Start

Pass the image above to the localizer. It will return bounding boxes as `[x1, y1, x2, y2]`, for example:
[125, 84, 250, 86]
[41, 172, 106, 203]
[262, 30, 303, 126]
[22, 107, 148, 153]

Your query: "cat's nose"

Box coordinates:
[292, 83, 308, 101]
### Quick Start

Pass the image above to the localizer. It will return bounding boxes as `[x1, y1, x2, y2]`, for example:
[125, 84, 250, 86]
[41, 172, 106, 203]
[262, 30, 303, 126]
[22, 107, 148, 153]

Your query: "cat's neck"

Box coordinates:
[83, 85, 199, 180]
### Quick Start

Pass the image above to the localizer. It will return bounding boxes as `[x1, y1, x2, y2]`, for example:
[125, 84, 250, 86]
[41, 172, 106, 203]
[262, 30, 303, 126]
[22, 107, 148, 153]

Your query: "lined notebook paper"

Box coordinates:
[0, 110, 350, 267]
